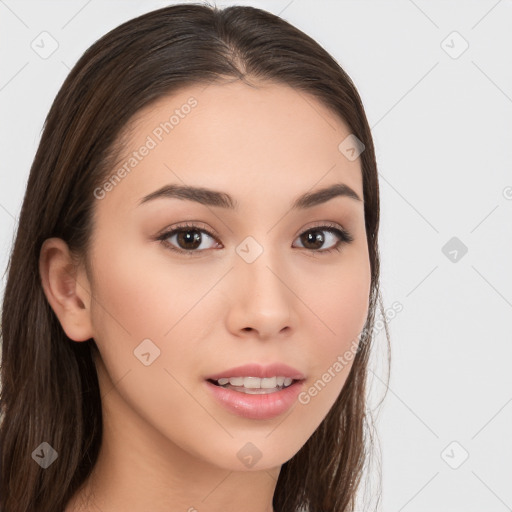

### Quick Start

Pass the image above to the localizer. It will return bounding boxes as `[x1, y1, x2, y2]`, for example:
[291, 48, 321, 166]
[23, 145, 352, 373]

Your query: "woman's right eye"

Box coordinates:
[157, 223, 221, 255]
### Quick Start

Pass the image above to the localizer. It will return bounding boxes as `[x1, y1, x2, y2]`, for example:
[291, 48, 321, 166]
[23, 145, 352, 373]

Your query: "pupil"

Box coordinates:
[177, 230, 201, 250]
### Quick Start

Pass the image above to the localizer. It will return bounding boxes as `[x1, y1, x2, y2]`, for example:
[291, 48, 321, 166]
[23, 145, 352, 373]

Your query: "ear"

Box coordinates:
[39, 237, 94, 342]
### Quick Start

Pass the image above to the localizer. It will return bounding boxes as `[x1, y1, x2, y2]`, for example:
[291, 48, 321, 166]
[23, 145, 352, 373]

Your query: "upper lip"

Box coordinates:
[206, 363, 305, 381]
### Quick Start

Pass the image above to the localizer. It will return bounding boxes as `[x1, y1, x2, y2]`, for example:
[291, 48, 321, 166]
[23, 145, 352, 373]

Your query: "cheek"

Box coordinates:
[306, 252, 370, 347]
[297, 252, 371, 405]
[88, 236, 228, 382]
[90, 235, 219, 337]
[327, 269, 370, 344]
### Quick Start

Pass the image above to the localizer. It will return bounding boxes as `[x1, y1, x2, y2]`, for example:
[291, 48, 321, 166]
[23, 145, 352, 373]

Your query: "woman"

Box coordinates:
[0, 3, 389, 511]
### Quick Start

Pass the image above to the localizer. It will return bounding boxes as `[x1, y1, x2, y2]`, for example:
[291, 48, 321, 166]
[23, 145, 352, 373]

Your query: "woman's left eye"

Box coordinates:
[292, 225, 354, 253]
[157, 223, 354, 256]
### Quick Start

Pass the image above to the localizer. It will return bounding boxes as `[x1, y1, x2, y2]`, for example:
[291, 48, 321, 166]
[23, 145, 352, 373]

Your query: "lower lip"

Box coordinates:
[204, 379, 305, 420]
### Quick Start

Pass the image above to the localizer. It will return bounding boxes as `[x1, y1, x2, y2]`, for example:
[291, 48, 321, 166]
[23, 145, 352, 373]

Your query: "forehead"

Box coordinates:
[100, 80, 364, 213]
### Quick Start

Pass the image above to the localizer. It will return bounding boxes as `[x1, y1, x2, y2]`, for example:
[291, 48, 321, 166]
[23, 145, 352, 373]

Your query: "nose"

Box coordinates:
[224, 249, 296, 340]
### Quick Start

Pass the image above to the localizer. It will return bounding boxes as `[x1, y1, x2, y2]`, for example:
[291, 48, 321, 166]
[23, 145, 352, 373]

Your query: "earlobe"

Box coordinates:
[39, 237, 94, 342]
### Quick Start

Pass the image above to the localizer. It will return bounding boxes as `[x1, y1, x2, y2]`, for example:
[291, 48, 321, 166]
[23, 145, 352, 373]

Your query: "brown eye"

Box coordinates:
[299, 229, 327, 250]
[157, 223, 220, 254]
[293, 226, 354, 254]
[175, 229, 203, 250]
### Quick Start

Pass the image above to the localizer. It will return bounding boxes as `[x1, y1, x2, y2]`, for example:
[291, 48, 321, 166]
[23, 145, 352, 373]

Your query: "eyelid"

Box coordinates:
[155, 220, 219, 239]
[294, 220, 351, 239]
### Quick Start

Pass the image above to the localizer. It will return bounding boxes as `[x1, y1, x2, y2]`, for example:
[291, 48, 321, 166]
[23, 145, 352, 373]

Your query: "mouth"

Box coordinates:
[206, 377, 302, 395]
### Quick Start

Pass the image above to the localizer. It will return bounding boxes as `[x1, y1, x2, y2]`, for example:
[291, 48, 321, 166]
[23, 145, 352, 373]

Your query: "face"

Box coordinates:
[84, 80, 371, 472]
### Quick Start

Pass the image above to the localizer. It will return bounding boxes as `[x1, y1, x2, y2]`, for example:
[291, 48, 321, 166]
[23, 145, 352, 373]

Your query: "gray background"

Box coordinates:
[1, 1, 511, 510]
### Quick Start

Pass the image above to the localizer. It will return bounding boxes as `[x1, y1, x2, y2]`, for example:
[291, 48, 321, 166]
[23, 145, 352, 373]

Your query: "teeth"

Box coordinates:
[215, 376, 295, 388]
[262, 377, 277, 388]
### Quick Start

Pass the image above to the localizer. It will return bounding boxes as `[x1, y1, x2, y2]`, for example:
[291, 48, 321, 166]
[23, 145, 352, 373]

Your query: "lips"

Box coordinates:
[204, 363, 306, 419]
[205, 362, 306, 381]
[204, 378, 305, 419]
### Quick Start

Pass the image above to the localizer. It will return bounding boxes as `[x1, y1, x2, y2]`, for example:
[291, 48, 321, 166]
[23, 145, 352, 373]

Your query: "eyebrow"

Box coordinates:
[138, 182, 362, 210]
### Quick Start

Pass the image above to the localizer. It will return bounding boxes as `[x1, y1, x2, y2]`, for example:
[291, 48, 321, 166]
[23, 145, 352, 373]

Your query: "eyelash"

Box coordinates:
[156, 221, 354, 256]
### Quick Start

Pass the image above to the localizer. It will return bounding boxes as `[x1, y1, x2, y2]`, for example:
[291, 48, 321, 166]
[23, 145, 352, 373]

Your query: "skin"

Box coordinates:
[39, 80, 371, 512]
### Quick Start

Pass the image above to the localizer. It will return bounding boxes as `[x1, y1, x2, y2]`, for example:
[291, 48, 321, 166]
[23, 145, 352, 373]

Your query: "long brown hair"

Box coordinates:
[0, 3, 390, 511]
